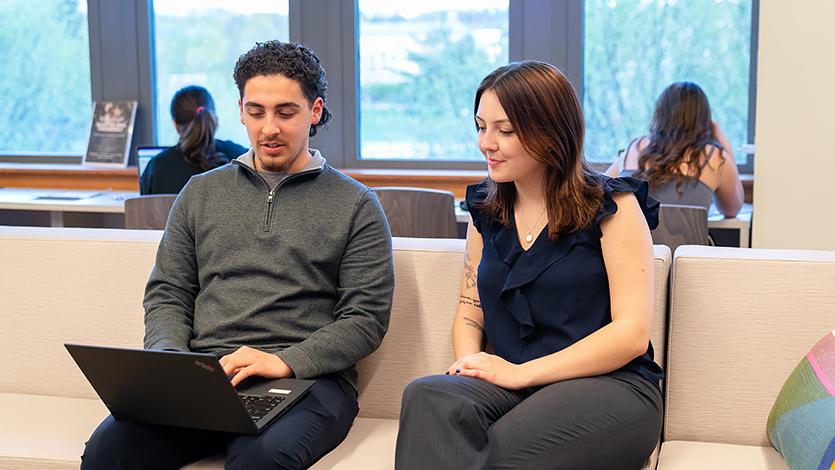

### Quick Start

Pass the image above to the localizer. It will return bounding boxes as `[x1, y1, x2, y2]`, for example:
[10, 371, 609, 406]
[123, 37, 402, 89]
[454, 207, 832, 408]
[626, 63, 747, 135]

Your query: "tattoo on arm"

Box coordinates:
[464, 253, 477, 289]
[458, 295, 482, 309]
[462, 316, 485, 333]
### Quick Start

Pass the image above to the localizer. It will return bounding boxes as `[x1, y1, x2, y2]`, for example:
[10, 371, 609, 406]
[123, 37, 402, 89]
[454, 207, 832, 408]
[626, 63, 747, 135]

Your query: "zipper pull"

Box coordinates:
[267, 191, 274, 203]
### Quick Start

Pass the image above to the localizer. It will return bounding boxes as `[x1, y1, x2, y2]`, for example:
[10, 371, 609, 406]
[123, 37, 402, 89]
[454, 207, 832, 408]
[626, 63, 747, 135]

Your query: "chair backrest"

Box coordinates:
[124, 194, 177, 230]
[0, 227, 156, 399]
[373, 187, 458, 238]
[652, 204, 709, 254]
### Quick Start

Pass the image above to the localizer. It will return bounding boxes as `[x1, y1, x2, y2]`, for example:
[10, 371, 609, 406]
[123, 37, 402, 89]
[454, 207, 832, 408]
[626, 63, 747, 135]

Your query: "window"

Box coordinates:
[583, 0, 753, 164]
[152, 0, 289, 148]
[0, 0, 91, 154]
[3, 1, 757, 171]
[358, 0, 509, 161]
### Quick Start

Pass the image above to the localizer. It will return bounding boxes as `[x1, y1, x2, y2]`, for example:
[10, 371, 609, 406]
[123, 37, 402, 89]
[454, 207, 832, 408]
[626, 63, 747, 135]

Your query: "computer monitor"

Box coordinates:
[136, 146, 167, 178]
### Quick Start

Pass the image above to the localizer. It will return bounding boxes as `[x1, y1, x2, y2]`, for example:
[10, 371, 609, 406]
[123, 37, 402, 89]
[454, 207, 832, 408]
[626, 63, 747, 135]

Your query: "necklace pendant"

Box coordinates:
[525, 233, 533, 243]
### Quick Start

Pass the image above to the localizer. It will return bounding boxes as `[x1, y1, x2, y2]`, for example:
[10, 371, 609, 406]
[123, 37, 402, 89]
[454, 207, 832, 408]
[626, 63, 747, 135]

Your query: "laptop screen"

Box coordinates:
[136, 146, 167, 177]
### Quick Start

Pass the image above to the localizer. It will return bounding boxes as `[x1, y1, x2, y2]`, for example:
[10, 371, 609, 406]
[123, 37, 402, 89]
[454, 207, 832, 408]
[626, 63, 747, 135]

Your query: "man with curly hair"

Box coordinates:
[81, 41, 394, 469]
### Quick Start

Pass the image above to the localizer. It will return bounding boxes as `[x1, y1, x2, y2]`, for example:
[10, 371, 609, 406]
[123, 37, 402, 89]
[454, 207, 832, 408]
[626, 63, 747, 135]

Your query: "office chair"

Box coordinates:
[651, 204, 710, 255]
[373, 187, 459, 238]
[124, 194, 177, 230]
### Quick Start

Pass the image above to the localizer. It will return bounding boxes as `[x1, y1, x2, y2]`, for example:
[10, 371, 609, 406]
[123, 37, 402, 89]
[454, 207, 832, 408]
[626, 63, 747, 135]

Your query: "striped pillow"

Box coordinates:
[767, 330, 835, 470]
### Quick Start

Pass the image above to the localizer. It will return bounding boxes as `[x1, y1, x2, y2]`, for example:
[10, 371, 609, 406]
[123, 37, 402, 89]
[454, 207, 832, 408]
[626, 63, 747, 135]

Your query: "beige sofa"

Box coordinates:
[0, 226, 669, 469]
[4, 226, 820, 469]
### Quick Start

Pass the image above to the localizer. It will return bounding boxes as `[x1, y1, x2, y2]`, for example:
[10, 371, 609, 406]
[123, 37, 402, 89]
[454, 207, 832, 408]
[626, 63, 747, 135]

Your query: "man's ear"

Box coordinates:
[310, 97, 324, 125]
[238, 98, 245, 125]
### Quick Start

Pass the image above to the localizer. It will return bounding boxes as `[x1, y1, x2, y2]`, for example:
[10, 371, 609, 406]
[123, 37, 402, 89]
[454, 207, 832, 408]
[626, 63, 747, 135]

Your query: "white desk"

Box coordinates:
[707, 203, 752, 248]
[455, 202, 754, 248]
[0, 188, 137, 227]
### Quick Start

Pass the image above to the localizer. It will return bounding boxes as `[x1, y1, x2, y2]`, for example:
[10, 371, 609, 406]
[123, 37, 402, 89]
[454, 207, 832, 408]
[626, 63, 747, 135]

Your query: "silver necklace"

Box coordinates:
[519, 203, 547, 244]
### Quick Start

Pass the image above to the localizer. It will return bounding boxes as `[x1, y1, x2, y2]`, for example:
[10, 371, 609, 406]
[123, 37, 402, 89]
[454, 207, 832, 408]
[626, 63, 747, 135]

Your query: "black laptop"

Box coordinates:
[65, 344, 314, 434]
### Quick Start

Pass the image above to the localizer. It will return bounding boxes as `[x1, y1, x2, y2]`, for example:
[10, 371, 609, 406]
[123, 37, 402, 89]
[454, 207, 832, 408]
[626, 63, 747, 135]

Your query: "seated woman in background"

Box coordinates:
[396, 61, 663, 470]
[140, 85, 247, 195]
[605, 81, 744, 217]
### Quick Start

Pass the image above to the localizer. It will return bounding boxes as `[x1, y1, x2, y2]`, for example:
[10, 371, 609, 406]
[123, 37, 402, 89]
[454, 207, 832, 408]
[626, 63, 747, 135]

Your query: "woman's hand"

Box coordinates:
[448, 352, 531, 390]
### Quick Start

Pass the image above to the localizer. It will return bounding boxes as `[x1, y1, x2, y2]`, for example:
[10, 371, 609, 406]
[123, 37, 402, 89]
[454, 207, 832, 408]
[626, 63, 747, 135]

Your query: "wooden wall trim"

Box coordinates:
[0, 163, 139, 190]
[0, 164, 489, 198]
[741, 174, 754, 204]
[0, 164, 754, 203]
[341, 169, 487, 199]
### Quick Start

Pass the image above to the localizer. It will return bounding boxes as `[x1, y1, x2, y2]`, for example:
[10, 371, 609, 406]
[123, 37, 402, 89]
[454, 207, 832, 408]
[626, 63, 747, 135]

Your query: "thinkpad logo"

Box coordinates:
[194, 360, 215, 373]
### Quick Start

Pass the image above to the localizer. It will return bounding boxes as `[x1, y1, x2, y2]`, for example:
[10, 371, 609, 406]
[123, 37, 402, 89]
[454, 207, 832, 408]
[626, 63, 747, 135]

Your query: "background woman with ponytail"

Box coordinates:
[140, 85, 247, 194]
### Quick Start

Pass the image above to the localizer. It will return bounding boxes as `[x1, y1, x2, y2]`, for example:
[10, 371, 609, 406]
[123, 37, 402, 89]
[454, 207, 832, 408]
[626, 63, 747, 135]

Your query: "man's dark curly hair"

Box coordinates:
[233, 40, 332, 137]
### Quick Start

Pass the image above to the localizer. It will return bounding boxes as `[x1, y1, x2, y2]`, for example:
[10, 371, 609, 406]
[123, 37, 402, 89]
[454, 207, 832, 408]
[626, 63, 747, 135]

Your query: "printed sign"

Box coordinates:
[82, 100, 137, 166]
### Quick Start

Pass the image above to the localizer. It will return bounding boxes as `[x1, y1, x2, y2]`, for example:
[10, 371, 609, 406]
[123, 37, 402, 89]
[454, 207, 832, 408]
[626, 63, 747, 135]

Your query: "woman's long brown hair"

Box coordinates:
[475, 61, 602, 238]
[171, 86, 226, 171]
[634, 81, 725, 192]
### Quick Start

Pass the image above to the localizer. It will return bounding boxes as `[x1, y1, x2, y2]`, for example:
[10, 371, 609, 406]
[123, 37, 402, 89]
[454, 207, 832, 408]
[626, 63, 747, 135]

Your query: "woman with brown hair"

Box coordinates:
[605, 81, 744, 217]
[140, 85, 247, 195]
[395, 61, 663, 470]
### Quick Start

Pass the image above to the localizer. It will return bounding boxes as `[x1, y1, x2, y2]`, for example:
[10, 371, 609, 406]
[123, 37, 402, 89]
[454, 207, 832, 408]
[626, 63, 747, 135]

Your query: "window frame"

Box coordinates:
[740, 0, 759, 174]
[0, 0, 757, 174]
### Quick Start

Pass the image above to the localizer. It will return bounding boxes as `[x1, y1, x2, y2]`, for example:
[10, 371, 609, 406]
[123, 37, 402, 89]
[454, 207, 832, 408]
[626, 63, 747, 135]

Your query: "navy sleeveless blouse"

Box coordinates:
[466, 176, 664, 386]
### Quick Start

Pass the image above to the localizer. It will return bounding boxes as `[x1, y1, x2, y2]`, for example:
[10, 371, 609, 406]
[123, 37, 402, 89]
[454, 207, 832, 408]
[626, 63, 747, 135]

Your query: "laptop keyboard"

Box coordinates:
[240, 394, 286, 421]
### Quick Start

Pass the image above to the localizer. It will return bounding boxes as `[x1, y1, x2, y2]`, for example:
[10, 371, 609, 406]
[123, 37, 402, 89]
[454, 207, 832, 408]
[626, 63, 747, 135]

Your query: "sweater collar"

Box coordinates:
[236, 148, 326, 173]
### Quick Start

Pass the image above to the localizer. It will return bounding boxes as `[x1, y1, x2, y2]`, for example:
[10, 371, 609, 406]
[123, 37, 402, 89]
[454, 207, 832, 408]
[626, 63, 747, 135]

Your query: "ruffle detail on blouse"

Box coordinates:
[496, 231, 577, 341]
[594, 176, 660, 232]
[465, 180, 490, 234]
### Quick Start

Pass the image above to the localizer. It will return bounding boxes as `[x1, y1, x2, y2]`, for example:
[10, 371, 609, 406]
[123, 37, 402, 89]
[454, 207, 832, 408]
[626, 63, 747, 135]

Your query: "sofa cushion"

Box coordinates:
[0, 393, 109, 469]
[355, 238, 464, 419]
[665, 246, 835, 446]
[651, 245, 671, 371]
[767, 330, 835, 470]
[184, 417, 399, 470]
[657, 441, 787, 470]
[190, 422, 661, 470]
[0, 227, 154, 399]
[310, 418, 399, 469]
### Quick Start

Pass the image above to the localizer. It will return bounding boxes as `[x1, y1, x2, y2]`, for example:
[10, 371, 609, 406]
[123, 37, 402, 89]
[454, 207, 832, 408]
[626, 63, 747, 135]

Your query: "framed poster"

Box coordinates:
[82, 100, 137, 167]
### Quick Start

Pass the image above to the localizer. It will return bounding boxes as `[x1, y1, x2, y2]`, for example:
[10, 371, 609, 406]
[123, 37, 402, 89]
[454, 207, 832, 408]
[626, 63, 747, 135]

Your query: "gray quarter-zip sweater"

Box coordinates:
[143, 149, 394, 389]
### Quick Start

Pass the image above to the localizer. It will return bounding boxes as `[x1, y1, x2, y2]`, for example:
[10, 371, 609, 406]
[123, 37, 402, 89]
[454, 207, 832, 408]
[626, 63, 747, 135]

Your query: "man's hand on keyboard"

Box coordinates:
[220, 346, 293, 387]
